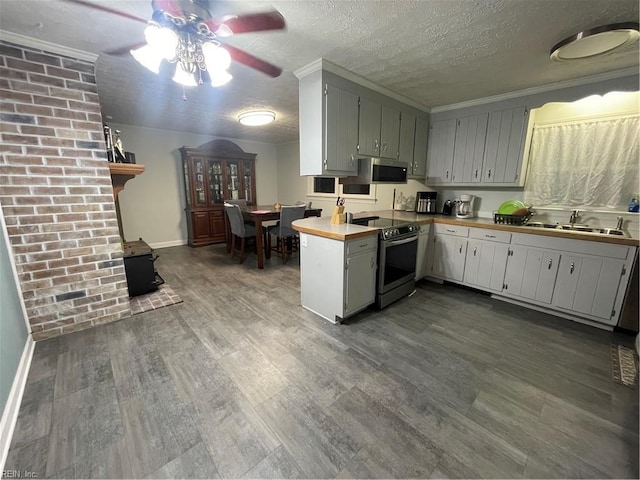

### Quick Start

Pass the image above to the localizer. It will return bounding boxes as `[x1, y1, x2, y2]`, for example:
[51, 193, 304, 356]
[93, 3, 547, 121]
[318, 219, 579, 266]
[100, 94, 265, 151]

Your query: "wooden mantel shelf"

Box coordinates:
[109, 163, 145, 200]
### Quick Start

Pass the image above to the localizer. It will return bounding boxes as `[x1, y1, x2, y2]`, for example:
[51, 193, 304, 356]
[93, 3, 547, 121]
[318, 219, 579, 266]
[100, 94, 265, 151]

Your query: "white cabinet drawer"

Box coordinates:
[469, 228, 511, 244]
[434, 224, 469, 237]
[346, 235, 378, 256]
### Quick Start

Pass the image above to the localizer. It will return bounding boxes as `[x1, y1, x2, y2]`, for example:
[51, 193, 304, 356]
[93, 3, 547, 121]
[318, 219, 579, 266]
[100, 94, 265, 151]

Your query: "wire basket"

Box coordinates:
[493, 212, 532, 225]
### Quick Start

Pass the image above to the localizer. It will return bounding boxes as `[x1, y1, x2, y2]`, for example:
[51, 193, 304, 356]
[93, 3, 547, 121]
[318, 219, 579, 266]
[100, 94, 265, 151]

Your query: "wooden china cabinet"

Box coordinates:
[180, 140, 257, 246]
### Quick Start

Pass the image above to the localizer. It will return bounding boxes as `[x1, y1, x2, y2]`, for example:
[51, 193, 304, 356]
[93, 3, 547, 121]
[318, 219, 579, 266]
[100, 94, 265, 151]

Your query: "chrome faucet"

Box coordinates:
[616, 216, 624, 230]
[569, 210, 581, 226]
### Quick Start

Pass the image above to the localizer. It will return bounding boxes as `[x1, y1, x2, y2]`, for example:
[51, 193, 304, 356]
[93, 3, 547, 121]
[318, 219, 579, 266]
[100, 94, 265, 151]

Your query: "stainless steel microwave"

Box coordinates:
[339, 158, 408, 185]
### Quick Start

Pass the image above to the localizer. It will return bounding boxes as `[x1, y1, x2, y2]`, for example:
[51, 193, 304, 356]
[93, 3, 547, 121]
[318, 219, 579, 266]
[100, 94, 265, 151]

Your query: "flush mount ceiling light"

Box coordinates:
[550, 22, 640, 61]
[238, 111, 276, 126]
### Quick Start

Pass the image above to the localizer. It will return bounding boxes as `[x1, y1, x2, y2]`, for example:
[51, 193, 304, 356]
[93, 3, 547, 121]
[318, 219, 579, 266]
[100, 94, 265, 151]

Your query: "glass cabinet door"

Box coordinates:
[193, 158, 206, 206]
[207, 159, 223, 205]
[242, 160, 255, 204]
[227, 160, 240, 200]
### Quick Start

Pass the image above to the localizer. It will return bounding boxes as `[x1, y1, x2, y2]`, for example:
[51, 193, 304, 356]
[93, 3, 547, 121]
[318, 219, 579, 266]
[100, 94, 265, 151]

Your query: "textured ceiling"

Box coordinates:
[1, 0, 638, 144]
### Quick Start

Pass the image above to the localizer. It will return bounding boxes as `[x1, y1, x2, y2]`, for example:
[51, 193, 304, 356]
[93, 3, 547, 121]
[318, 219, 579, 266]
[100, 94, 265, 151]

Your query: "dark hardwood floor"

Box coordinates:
[5, 243, 639, 478]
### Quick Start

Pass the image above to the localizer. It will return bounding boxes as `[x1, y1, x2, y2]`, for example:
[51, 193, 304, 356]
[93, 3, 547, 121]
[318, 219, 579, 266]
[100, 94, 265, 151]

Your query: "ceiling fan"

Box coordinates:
[62, 0, 286, 86]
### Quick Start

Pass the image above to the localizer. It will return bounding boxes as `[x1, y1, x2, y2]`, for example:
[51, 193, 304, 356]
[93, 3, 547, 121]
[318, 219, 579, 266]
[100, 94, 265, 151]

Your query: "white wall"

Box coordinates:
[111, 123, 279, 248]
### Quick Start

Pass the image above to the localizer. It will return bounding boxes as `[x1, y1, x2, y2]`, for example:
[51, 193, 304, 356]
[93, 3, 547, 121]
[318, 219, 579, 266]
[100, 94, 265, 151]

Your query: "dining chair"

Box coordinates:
[224, 204, 257, 264]
[266, 204, 306, 264]
[224, 199, 248, 207]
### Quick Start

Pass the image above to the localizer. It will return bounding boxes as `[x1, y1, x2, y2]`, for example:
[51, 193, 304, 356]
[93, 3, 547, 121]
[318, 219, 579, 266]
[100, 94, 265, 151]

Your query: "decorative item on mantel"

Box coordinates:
[104, 124, 136, 164]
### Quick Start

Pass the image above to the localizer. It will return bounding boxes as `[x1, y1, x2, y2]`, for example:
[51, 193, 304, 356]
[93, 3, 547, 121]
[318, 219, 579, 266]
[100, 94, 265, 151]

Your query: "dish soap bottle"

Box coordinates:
[629, 193, 639, 213]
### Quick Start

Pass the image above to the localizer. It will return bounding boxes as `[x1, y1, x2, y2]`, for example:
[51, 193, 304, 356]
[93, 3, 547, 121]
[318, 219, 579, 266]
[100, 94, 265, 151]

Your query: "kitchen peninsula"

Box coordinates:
[293, 212, 639, 330]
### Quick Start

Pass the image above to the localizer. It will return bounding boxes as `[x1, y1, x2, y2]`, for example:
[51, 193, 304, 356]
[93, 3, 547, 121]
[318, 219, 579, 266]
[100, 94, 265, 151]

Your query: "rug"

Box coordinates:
[130, 283, 183, 315]
[610, 344, 638, 388]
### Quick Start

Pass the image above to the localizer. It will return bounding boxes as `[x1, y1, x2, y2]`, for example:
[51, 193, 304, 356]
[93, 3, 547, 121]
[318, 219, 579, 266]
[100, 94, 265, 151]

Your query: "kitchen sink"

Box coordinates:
[523, 222, 626, 236]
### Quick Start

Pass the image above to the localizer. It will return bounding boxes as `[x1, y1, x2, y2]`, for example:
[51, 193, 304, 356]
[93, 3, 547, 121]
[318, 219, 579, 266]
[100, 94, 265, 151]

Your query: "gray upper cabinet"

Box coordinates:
[452, 113, 488, 183]
[399, 113, 428, 178]
[426, 119, 457, 184]
[483, 106, 528, 184]
[426, 105, 528, 186]
[358, 98, 401, 159]
[380, 105, 400, 159]
[412, 116, 428, 178]
[358, 97, 382, 157]
[398, 111, 416, 167]
[325, 84, 359, 173]
[298, 69, 358, 176]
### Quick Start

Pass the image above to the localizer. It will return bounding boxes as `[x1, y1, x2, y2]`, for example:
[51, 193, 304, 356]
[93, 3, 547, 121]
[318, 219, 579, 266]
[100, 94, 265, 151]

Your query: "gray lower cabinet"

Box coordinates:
[552, 254, 625, 320]
[300, 232, 377, 323]
[426, 227, 636, 328]
[503, 246, 560, 303]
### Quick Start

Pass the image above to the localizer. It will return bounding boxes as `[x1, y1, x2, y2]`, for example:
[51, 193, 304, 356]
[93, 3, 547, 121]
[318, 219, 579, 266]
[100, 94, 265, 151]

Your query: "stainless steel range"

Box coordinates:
[352, 216, 420, 308]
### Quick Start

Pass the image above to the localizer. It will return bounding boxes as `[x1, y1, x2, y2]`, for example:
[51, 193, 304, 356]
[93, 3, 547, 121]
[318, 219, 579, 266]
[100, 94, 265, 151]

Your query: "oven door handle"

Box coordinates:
[384, 235, 418, 246]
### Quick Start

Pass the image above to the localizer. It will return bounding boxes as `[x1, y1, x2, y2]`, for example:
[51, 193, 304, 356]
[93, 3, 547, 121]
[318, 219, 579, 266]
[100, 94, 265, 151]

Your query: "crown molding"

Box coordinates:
[0, 31, 98, 62]
[431, 66, 640, 113]
[295, 58, 430, 113]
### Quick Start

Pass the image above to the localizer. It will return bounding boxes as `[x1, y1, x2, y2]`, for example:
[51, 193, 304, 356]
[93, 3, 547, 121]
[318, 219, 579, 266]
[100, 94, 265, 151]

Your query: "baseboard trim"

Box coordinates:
[148, 239, 187, 249]
[0, 336, 35, 472]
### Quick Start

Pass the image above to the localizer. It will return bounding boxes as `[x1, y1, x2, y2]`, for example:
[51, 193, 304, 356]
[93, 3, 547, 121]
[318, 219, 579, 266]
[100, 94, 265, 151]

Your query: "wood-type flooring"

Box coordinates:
[5, 244, 639, 478]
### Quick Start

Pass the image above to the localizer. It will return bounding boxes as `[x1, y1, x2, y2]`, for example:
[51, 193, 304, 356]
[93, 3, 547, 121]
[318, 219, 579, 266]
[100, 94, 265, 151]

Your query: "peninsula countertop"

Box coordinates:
[293, 211, 639, 247]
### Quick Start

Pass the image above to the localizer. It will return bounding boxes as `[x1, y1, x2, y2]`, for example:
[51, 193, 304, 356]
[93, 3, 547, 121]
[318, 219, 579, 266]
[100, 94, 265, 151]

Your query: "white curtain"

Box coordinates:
[524, 115, 640, 210]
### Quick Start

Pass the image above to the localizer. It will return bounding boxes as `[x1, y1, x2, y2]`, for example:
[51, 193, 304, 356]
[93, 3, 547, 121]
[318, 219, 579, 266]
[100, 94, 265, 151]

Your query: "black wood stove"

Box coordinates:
[122, 239, 164, 297]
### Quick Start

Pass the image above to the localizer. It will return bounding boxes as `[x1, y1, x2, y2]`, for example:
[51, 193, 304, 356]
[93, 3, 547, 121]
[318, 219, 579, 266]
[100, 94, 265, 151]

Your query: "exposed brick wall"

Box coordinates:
[0, 40, 131, 341]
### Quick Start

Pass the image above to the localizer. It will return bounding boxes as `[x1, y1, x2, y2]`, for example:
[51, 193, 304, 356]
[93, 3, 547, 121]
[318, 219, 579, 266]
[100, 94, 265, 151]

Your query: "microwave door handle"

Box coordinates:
[386, 236, 418, 246]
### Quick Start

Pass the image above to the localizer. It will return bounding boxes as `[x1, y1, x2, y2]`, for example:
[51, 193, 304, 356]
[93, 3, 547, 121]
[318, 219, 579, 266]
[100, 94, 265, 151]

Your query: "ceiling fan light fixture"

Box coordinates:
[202, 42, 232, 71]
[238, 110, 275, 126]
[550, 22, 640, 61]
[130, 44, 164, 74]
[210, 70, 233, 87]
[144, 24, 179, 60]
[172, 63, 199, 86]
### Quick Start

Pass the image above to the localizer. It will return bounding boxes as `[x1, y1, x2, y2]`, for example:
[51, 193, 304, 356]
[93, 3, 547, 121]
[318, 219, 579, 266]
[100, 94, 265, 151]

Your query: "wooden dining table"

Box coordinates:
[226, 205, 322, 269]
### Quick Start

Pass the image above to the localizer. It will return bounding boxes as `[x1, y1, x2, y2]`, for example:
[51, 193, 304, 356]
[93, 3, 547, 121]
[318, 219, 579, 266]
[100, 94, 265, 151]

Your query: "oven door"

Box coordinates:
[378, 234, 418, 294]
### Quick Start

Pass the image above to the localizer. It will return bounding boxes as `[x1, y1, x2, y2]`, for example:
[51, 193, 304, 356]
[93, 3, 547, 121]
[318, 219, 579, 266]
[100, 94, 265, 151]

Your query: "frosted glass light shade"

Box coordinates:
[202, 42, 232, 71]
[144, 24, 179, 60]
[172, 64, 198, 86]
[210, 70, 232, 87]
[238, 110, 275, 126]
[130, 45, 163, 74]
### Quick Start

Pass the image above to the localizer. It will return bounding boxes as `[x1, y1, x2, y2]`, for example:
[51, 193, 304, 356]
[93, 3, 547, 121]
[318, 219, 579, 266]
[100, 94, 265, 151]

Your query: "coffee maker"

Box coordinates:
[455, 194, 475, 218]
[416, 191, 438, 214]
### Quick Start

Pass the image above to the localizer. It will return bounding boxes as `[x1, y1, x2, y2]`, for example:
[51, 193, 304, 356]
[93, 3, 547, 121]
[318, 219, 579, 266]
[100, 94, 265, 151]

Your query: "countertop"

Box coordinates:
[293, 210, 639, 246]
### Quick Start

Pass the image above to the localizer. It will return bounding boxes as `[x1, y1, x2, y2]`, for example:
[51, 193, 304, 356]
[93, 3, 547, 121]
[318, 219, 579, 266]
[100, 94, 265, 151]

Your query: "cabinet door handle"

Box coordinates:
[382, 142, 387, 151]
[371, 257, 375, 269]
[548, 259, 553, 270]
[446, 229, 456, 233]
[473, 247, 477, 256]
[485, 234, 496, 238]
[350, 154, 355, 167]
[475, 169, 478, 178]
[459, 244, 463, 254]
[446, 170, 449, 179]
[374, 139, 379, 152]
[570, 262, 575, 274]
[488, 169, 492, 179]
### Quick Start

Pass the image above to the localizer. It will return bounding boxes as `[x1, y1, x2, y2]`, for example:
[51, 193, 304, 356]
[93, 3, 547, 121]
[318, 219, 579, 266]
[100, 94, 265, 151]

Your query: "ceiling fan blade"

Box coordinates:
[151, 0, 187, 18]
[104, 41, 147, 56]
[207, 11, 285, 37]
[222, 44, 282, 78]
[60, 0, 148, 24]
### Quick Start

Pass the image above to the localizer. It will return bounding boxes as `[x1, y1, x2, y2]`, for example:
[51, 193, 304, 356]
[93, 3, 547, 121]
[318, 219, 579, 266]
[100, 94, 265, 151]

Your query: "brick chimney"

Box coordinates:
[0, 38, 131, 340]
